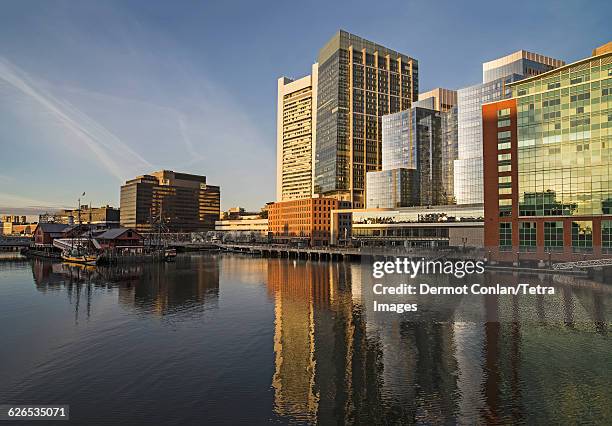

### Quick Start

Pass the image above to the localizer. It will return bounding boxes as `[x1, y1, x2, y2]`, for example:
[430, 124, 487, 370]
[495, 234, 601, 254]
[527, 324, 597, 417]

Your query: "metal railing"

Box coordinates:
[552, 258, 612, 270]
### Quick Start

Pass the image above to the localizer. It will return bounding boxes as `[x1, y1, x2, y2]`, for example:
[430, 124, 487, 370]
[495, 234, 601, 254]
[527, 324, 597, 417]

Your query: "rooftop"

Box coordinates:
[508, 43, 611, 87]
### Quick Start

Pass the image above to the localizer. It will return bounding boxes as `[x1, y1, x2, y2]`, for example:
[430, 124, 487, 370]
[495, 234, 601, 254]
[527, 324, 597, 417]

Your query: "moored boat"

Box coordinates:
[61, 250, 98, 266]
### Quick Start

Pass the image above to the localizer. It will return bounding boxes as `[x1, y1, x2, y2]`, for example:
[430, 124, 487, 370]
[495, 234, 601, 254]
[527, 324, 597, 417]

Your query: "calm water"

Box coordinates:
[0, 254, 610, 425]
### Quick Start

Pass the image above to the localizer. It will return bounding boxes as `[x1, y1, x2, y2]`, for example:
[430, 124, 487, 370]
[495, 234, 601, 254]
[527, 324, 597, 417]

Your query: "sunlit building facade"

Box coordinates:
[277, 66, 318, 201]
[314, 30, 418, 208]
[455, 51, 565, 205]
[120, 170, 220, 232]
[483, 45, 612, 262]
[418, 87, 457, 112]
[268, 197, 350, 246]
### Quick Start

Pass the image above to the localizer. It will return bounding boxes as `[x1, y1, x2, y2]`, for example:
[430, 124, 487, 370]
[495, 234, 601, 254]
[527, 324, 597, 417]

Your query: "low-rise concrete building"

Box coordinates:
[331, 204, 484, 248]
[214, 216, 269, 243]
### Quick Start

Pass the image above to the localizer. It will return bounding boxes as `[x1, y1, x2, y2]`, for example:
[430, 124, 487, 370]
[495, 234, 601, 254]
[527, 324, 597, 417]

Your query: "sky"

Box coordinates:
[0, 0, 610, 215]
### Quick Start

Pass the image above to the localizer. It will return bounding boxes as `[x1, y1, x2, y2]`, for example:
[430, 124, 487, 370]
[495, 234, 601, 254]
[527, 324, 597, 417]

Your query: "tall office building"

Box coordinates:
[441, 106, 458, 204]
[120, 170, 220, 232]
[419, 88, 458, 203]
[277, 65, 318, 201]
[366, 106, 443, 208]
[454, 50, 564, 205]
[314, 30, 418, 208]
[483, 44, 612, 263]
[418, 87, 457, 112]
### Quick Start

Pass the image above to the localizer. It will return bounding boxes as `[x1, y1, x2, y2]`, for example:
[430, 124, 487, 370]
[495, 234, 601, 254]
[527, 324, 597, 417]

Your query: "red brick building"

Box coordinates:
[33, 223, 70, 245]
[268, 197, 340, 246]
[94, 228, 143, 249]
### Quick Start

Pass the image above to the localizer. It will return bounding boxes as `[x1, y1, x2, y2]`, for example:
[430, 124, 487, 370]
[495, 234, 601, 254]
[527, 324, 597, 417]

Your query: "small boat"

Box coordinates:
[62, 249, 98, 266]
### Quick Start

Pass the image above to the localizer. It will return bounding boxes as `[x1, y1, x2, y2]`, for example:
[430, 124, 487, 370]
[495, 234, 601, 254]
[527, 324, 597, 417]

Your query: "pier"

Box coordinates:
[0, 237, 30, 252]
[216, 242, 484, 261]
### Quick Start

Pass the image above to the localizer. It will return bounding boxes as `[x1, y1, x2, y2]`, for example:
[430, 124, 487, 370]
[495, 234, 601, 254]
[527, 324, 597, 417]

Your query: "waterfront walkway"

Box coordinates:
[216, 243, 484, 261]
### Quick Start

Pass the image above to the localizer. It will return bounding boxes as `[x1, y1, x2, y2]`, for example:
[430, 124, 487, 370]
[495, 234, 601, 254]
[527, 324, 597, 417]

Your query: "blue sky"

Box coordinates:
[0, 0, 610, 215]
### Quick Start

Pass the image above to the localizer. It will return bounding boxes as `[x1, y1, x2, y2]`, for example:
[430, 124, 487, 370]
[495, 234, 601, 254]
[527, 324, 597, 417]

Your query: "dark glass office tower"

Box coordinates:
[314, 30, 418, 208]
[441, 105, 458, 204]
[366, 107, 443, 208]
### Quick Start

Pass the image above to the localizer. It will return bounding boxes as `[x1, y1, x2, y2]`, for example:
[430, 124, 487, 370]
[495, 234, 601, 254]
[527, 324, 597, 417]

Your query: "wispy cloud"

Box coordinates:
[0, 57, 152, 181]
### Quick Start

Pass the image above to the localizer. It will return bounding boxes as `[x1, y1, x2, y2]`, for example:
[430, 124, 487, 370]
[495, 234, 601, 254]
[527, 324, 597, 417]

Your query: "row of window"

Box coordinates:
[499, 220, 612, 253]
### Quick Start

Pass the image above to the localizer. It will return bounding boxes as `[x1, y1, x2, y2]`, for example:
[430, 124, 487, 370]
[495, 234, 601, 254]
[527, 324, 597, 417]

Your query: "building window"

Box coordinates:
[519, 222, 537, 252]
[498, 175, 511, 186]
[544, 221, 564, 252]
[499, 198, 512, 217]
[571, 221, 593, 253]
[497, 108, 511, 127]
[602, 221, 612, 254]
[497, 131, 511, 150]
[499, 223, 512, 251]
[498, 153, 511, 168]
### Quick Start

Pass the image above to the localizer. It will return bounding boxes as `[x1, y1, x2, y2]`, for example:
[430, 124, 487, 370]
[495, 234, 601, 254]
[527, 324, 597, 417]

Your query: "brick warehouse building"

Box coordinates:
[268, 197, 346, 246]
[483, 44, 612, 264]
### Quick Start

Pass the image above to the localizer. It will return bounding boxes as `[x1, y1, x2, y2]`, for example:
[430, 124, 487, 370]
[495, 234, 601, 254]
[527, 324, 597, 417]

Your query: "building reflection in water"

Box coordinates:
[30, 255, 220, 318]
[266, 258, 610, 424]
[28, 255, 610, 423]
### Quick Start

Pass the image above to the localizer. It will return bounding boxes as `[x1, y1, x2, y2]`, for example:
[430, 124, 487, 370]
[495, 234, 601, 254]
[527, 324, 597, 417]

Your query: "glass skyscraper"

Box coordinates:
[366, 107, 443, 208]
[454, 51, 564, 205]
[314, 30, 418, 208]
[366, 168, 419, 209]
[441, 105, 458, 204]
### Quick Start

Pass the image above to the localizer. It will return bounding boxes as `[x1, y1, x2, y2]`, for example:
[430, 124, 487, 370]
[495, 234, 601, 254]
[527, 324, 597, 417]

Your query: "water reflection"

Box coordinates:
[30, 255, 220, 319]
[266, 258, 611, 424]
[15, 255, 612, 424]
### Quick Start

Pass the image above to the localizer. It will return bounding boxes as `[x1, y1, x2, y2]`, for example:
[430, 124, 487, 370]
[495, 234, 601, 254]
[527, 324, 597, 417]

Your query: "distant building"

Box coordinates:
[454, 50, 565, 205]
[1, 222, 37, 236]
[38, 213, 56, 224]
[220, 207, 263, 220]
[120, 170, 220, 232]
[1, 215, 26, 224]
[418, 87, 457, 112]
[314, 30, 418, 208]
[277, 66, 318, 201]
[53, 205, 120, 227]
[214, 216, 269, 243]
[268, 197, 350, 246]
[483, 44, 612, 263]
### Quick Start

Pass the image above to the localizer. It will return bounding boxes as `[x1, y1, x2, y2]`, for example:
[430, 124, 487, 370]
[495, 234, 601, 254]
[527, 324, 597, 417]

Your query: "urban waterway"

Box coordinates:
[0, 254, 610, 424]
